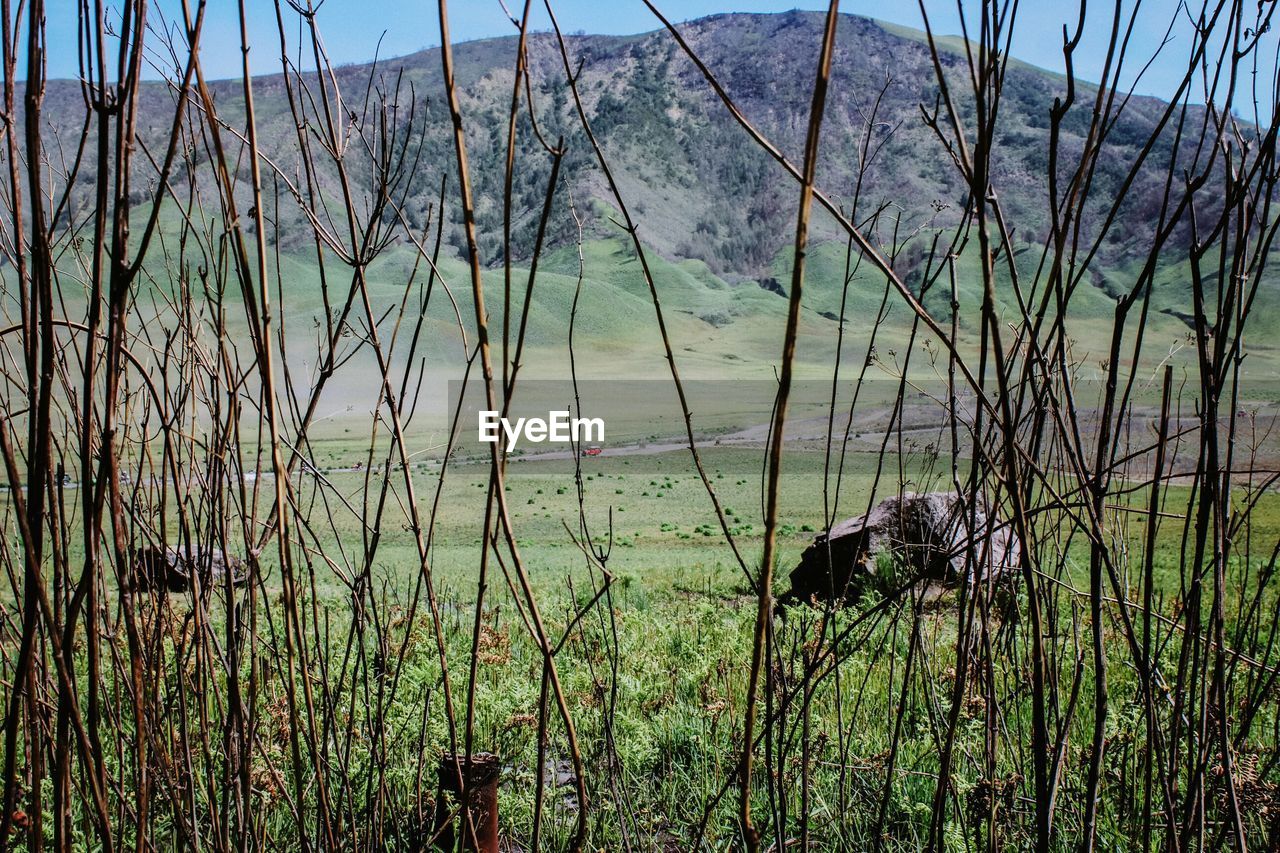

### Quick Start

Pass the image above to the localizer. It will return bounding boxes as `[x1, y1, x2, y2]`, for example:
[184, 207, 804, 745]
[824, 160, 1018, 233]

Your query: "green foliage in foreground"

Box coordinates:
[28, 447, 1280, 850]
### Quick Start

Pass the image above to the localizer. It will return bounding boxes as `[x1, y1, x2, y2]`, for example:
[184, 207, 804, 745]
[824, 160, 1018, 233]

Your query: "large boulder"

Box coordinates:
[783, 492, 1019, 604]
[131, 544, 249, 593]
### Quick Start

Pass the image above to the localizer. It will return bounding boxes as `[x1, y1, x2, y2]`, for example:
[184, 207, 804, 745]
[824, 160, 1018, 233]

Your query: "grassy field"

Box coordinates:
[11, 227, 1280, 846]
[173, 422, 1279, 849]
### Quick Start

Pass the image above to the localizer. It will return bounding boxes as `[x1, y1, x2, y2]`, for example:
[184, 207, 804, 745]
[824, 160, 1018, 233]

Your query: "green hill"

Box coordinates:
[16, 10, 1280, 383]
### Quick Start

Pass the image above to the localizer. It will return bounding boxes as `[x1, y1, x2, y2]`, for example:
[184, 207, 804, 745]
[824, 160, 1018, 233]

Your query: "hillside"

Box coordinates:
[24, 10, 1276, 378]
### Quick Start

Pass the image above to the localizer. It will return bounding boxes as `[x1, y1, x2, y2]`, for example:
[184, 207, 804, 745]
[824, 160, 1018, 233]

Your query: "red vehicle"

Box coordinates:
[581, 446, 603, 457]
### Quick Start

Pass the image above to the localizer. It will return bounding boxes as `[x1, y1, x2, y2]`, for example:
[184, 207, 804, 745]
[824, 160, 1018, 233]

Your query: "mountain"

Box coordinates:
[320, 11, 1176, 267]
[22, 11, 1277, 378]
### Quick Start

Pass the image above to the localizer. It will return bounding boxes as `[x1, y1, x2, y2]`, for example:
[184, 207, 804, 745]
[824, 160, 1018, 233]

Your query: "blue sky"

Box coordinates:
[32, 1, 1280, 113]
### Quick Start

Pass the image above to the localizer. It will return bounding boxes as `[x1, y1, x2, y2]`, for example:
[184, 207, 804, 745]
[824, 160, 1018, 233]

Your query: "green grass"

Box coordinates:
[6, 227, 1280, 847]
[85, 435, 1277, 848]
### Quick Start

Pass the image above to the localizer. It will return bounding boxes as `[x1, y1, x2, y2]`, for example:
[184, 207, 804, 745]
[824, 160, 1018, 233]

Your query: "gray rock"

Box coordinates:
[132, 544, 249, 593]
[784, 492, 1019, 604]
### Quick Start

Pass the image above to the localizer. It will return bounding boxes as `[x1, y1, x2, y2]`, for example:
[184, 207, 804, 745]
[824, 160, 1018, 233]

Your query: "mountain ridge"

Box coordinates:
[22, 10, 1271, 376]
[35, 11, 1180, 271]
